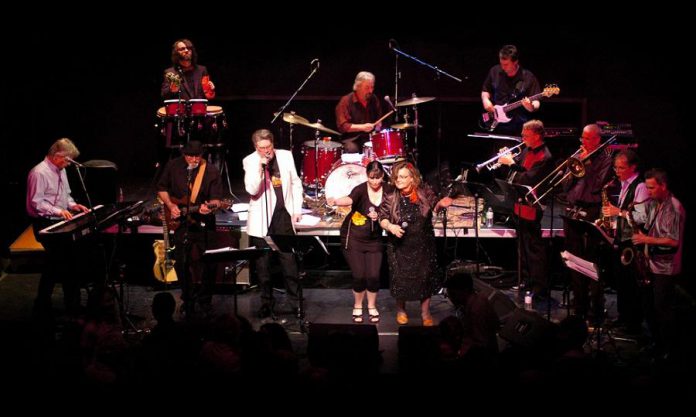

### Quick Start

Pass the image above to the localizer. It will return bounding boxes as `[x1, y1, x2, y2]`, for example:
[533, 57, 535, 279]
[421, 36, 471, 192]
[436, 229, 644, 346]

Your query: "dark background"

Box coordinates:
[3, 17, 690, 275]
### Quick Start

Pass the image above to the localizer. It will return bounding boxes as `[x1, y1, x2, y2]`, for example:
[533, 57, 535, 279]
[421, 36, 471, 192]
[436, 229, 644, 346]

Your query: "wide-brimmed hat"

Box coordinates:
[181, 140, 204, 156]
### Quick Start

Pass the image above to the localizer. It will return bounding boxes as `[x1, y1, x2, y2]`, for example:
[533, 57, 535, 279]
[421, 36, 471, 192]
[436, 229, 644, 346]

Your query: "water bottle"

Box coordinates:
[485, 207, 494, 228]
[524, 291, 533, 310]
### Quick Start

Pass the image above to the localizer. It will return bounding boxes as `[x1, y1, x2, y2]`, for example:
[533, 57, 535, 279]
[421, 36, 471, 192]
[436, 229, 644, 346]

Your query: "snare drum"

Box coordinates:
[324, 163, 368, 201]
[301, 140, 343, 187]
[370, 129, 404, 161]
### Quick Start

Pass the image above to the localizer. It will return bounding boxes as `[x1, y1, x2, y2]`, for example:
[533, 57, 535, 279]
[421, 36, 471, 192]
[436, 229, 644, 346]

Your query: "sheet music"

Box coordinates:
[295, 214, 321, 226]
[560, 250, 599, 281]
[232, 203, 249, 213]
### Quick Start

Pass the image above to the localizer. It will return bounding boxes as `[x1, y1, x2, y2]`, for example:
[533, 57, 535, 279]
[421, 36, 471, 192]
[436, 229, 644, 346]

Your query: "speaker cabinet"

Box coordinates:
[499, 308, 558, 350]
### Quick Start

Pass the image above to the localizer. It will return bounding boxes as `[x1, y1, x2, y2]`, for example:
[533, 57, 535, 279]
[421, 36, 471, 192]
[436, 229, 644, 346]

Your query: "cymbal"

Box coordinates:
[305, 122, 340, 136]
[390, 122, 422, 130]
[282, 112, 310, 125]
[395, 96, 435, 107]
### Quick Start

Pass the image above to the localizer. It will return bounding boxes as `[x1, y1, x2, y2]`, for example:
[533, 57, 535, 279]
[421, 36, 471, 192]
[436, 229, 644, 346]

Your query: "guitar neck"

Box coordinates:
[503, 92, 546, 112]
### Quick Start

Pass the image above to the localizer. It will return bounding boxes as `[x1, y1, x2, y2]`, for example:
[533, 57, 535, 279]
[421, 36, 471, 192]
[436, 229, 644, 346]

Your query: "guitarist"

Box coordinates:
[157, 140, 224, 317]
[335, 71, 384, 154]
[481, 45, 541, 135]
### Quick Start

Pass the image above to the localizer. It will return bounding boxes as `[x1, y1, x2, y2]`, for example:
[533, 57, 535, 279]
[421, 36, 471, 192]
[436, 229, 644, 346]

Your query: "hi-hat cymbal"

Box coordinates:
[395, 96, 435, 107]
[391, 122, 422, 130]
[281, 112, 310, 125]
[305, 122, 340, 136]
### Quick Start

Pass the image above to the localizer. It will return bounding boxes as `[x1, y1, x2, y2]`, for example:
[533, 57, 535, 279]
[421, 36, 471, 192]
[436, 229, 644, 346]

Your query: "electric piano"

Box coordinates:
[39, 201, 145, 243]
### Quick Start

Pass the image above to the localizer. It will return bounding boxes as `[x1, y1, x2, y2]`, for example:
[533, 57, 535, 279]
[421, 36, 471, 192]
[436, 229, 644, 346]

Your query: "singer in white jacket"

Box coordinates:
[243, 129, 304, 318]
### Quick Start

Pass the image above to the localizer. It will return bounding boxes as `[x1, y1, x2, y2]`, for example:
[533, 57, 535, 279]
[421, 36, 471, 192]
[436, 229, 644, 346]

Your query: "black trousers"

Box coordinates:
[173, 228, 217, 309]
[343, 248, 382, 293]
[518, 217, 548, 294]
[32, 219, 86, 316]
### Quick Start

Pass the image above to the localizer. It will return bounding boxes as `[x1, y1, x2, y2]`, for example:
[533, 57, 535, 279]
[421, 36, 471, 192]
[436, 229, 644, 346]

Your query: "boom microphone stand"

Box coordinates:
[270, 58, 320, 128]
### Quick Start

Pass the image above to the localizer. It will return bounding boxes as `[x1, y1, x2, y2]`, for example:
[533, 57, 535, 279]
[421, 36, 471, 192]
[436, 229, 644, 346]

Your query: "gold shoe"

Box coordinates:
[352, 308, 364, 323]
[396, 311, 408, 325]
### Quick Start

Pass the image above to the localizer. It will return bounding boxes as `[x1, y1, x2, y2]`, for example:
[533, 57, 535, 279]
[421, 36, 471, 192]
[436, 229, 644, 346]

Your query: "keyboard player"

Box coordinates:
[26, 138, 89, 319]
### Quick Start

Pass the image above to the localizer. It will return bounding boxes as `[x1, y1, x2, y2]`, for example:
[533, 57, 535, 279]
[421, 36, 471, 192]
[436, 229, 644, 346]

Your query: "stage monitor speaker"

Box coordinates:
[398, 326, 441, 373]
[473, 277, 517, 324]
[499, 308, 558, 350]
[308, 323, 379, 369]
[67, 160, 119, 205]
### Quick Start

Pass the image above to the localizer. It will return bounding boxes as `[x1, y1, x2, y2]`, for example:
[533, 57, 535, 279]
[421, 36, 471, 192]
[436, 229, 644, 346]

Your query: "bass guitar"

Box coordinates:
[481, 84, 560, 131]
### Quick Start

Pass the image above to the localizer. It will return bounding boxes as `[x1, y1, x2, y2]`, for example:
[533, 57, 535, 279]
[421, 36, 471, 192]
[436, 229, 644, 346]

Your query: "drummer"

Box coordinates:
[335, 71, 384, 154]
[161, 38, 216, 101]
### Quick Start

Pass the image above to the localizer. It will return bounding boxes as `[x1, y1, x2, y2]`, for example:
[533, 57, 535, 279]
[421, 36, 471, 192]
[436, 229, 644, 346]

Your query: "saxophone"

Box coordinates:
[621, 200, 652, 287]
[595, 178, 616, 236]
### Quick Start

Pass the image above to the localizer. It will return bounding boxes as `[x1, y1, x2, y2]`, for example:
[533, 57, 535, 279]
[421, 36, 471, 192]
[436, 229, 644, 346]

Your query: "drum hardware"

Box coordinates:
[390, 122, 422, 130]
[393, 94, 435, 165]
[394, 95, 436, 107]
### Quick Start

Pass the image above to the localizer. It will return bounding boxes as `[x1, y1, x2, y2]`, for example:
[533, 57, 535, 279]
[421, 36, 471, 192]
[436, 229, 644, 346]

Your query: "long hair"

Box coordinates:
[171, 38, 198, 66]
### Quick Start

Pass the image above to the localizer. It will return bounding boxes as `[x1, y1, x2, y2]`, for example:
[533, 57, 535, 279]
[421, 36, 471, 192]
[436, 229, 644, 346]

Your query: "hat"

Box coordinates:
[181, 140, 204, 156]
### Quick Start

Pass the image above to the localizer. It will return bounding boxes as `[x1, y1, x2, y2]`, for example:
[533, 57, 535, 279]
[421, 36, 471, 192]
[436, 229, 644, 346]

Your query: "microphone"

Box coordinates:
[368, 206, 376, 232]
[311, 58, 320, 69]
[384, 95, 397, 112]
[65, 157, 85, 167]
[388, 38, 398, 50]
[401, 221, 408, 231]
[261, 151, 271, 167]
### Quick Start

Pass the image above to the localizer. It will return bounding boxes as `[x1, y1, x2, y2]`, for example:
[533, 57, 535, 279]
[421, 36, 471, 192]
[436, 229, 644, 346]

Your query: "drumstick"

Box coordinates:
[372, 110, 395, 126]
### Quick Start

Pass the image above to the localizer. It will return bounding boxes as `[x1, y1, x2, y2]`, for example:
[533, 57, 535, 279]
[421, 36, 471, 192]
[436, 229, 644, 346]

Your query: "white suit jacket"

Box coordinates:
[243, 149, 303, 238]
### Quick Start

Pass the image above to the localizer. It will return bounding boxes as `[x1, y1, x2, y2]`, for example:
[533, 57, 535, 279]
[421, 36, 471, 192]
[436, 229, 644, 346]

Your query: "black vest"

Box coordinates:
[615, 177, 642, 243]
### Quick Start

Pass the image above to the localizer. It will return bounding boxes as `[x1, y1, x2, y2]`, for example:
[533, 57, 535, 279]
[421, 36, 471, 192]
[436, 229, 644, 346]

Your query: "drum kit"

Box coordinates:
[281, 95, 436, 215]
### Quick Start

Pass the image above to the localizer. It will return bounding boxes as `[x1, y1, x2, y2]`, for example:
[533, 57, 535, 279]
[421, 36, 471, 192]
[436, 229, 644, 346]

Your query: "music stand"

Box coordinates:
[266, 234, 329, 333]
[451, 181, 497, 278]
[203, 247, 270, 315]
[561, 215, 617, 346]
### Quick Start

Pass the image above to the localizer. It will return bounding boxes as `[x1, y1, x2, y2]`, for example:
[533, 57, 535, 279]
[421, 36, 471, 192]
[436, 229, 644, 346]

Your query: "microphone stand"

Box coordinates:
[72, 163, 96, 227]
[390, 43, 464, 174]
[392, 44, 400, 122]
[270, 61, 319, 127]
[389, 44, 465, 83]
[181, 167, 194, 315]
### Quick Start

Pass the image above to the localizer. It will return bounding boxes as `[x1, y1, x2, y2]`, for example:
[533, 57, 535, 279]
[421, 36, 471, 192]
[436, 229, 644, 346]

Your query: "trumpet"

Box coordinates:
[526, 135, 618, 206]
[475, 142, 525, 172]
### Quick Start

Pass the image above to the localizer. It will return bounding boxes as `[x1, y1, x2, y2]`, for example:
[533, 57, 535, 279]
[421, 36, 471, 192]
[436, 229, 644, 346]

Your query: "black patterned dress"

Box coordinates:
[380, 187, 439, 301]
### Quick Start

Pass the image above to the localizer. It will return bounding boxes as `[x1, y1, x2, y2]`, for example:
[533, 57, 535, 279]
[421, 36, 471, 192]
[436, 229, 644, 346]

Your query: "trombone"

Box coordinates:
[475, 142, 526, 172]
[525, 135, 618, 206]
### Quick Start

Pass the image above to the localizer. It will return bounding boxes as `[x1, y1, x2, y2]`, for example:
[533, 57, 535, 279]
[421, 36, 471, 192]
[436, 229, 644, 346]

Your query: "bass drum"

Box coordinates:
[324, 163, 367, 202]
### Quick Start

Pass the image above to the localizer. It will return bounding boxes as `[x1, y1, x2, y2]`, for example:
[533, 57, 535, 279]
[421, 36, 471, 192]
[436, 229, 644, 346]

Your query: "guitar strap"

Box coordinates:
[189, 159, 207, 204]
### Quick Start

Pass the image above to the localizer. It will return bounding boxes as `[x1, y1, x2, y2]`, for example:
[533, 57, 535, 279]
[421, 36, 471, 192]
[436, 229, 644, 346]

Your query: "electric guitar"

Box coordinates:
[481, 84, 560, 131]
[153, 200, 178, 283]
[163, 196, 232, 231]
